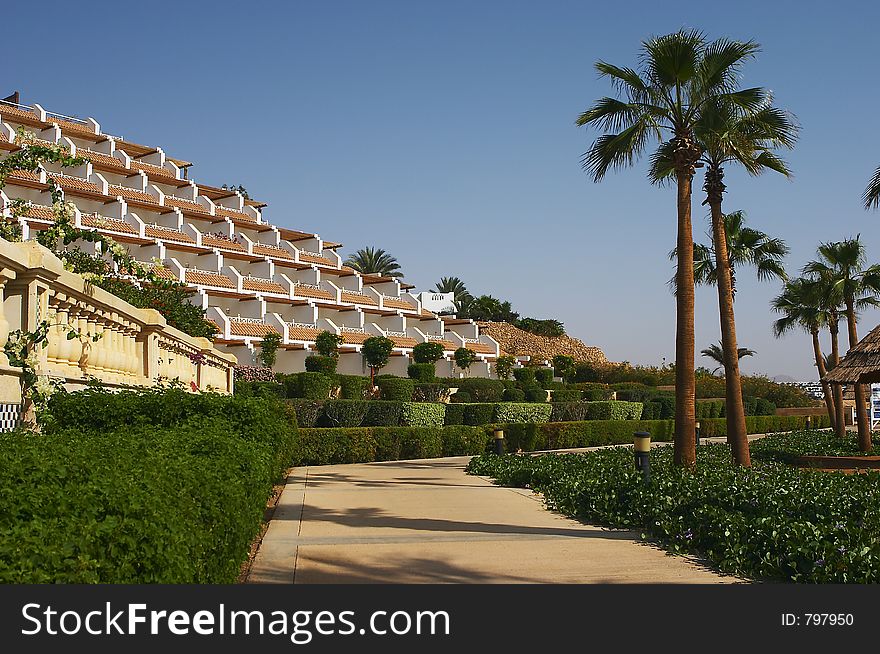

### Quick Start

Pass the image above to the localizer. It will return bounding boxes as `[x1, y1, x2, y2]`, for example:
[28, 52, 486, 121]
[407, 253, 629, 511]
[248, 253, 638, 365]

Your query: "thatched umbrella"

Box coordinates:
[824, 323, 880, 385]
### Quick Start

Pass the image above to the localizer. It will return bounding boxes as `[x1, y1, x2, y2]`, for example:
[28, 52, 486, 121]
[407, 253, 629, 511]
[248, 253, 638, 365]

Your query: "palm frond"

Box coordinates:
[864, 165, 880, 210]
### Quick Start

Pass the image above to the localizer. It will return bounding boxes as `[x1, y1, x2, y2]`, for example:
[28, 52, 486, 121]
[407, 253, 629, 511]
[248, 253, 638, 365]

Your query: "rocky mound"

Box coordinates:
[477, 321, 608, 365]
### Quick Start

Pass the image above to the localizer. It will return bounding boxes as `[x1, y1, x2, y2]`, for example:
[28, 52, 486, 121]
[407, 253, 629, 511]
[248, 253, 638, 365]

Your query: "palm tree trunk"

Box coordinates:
[673, 169, 696, 467]
[829, 319, 846, 438]
[705, 170, 749, 466]
[845, 298, 872, 451]
[811, 327, 836, 431]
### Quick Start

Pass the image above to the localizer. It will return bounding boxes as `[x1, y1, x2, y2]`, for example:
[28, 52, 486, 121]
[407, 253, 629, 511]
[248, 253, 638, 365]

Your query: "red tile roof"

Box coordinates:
[253, 242, 295, 259]
[79, 213, 138, 234]
[293, 285, 334, 300]
[243, 278, 287, 295]
[391, 336, 419, 348]
[201, 234, 246, 251]
[341, 291, 378, 306]
[288, 326, 321, 341]
[463, 341, 496, 354]
[130, 160, 177, 179]
[163, 195, 210, 215]
[382, 296, 417, 311]
[229, 320, 279, 338]
[144, 224, 195, 243]
[109, 185, 157, 204]
[299, 251, 336, 266]
[339, 331, 369, 345]
[184, 270, 235, 288]
[215, 206, 256, 222]
[78, 149, 127, 170]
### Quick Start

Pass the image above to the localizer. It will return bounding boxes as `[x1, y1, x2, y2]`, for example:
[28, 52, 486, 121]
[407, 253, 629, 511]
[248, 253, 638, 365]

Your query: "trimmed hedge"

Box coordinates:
[450, 391, 472, 403]
[413, 383, 448, 403]
[286, 399, 325, 428]
[363, 401, 403, 427]
[503, 388, 526, 402]
[464, 403, 496, 426]
[234, 380, 285, 399]
[513, 368, 536, 385]
[377, 377, 415, 401]
[305, 355, 338, 374]
[534, 368, 554, 388]
[285, 372, 334, 399]
[400, 402, 446, 427]
[5, 389, 300, 583]
[584, 400, 644, 420]
[407, 363, 436, 383]
[321, 399, 370, 427]
[695, 399, 724, 420]
[494, 402, 552, 424]
[549, 401, 590, 423]
[338, 374, 372, 400]
[524, 387, 548, 403]
[444, 402, 466, 426]
[455, 378, 505, 402]
[551, 389, 582, 403]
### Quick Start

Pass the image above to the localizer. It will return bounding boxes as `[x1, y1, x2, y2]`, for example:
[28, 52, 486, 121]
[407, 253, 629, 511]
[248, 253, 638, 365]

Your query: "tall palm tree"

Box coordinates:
[675, 211, 788, 295]
[700, 341, 755, 375]
[864, 165, 880, 209]
[343, 247, 403, 278]
[772, 277, 837, 430]
[577, 30, 760, 467]
[804, 237, 880, 451]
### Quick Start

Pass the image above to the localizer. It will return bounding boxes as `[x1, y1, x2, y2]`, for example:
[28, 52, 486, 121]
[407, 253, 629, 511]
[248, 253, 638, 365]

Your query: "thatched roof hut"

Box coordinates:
[824, 324, 880, 385]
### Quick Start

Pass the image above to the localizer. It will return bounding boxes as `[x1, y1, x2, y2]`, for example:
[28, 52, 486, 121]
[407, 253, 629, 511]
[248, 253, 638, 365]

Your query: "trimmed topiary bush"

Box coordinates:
[583, 400, 644, 420]
[338, 374, 372, 400]
[413, 383, 449, 403]
[450, 391, 472, 403]
[442, 425, 493, 455]
[305, 354, 338, 374]
[363, 401, 403, 427]
[444, 403, 466, 426]
[400, 402, 446, 427]
[513, 368, 536, 385]
[286, 399, 325, 428]
[535, 368, 554, 388]
[463, 403, 496, 426]
[549, 401, 590, 423]
[551, 389, 582, 403]
[286, 372, 334, 399]
[407, 362, 436, 383]
[321, 399, 371, 427]
[503, 387, 526, 402]
[456, 378, 505, 402]
[524, 386, 548, 403]
[377, 377, 415, 401]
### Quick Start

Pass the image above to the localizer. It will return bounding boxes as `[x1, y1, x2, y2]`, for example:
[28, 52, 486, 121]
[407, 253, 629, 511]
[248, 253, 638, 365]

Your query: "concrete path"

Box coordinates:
[247, 456, 739, 584]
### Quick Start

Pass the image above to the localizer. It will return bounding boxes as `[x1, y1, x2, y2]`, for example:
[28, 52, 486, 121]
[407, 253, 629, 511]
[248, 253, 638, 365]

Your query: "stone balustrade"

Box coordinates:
[0, 239, 236, 403]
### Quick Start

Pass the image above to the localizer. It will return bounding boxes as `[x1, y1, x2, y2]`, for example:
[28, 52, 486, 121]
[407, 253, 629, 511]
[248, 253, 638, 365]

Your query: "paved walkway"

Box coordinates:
[247, 455, 739, 584]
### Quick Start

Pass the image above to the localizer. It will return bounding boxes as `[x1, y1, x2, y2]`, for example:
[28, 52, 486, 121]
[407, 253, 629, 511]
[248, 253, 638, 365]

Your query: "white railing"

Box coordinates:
[385, 330, 407, 337]
[231, 315, 264, 324]
[340, 326, 365, 333]
[289, 322, 318, 329]
[45, 111, 88, 125]
[0, 99, 34, 112]
[293, 282, 322, 290]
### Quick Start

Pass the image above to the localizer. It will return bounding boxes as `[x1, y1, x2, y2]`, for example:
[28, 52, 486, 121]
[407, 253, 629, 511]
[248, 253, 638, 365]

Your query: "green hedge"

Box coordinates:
[407, 363, 436, 383]
[3, 389, 299, 583]
[400, 402, 446, 427]
[454, 378, 505, 402]
[444, 402, 466, 426]
[524, 387, 548, 403]
[503, 388, 526, 402]
[535, 368, 554, 388]
[363, 401, 403, 427]
[286, 399, 325, 428]
[305, 355, 338, 375]
[413, 383, 448, 403]
[494, 402, 552, 424]
[464, 403, 496, 426]
[338, 374, 372, 400]
[377, 377, 415, 401]
[321, 399, 370, 427]
[584, 400, 644, 420]
[695, 399, 724, 420]
[234, 380, 285, 399]
[513, 368, 536, 385]
[285, 372, 334, 399]
[549, 401, 589, 423]
[551, 389, 582, 403]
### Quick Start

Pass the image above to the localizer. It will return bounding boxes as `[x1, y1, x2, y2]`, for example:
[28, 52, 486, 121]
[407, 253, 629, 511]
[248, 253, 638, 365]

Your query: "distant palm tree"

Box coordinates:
[804, 237, 880, 451]
[772, 277, 838, 431]
[577, 30, 760, 468]
[432, 276, 472, 314]
[343, 247, 403, 278]
[864, 165, 880, 209]
[700, 341, 755, 375]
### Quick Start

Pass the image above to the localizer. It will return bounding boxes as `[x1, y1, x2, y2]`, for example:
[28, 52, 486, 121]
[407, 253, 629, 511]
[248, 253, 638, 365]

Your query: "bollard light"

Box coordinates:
[695, 421, 701, 446]
[493, 428, 505, 455]
[633, 431, 651, 483]
[806, 416, 812, 430]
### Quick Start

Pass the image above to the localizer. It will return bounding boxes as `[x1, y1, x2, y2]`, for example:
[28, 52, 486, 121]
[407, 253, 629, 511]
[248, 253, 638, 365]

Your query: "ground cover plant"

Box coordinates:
[467, 430, 879, 582]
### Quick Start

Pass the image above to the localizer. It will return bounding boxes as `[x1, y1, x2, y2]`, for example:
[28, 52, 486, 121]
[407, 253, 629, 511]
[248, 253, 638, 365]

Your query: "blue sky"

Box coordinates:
[8, 1, 880, 379]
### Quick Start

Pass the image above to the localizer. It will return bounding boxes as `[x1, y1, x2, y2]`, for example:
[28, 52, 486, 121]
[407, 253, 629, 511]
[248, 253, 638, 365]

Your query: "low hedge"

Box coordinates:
[493, 402, 552, 424]
[503, 388, 526, 402]
[400, 402, 446, 427]
[321, 399, 370, 427]
[4, 389, 299, 583]
[524, 387, 548, 403]
[549, 401, 590, 423]
[584, 400, 644, 421]
[304, 355, 337, 375]
[377, 377, 415, 401]
[454, 378, 505, 402]
[234, 380, 285, 399]
[413, 383, 449, 403]
[444, 402, 466, 426]
[513, 368, 536, 385]
[695, 399, 724, 420]
[285, 372, 334, 399]
[286, 399, 325, 428]
[551, 389, 582, 403]
[464, 403, 496, 426]
[363, 401, 403, 427]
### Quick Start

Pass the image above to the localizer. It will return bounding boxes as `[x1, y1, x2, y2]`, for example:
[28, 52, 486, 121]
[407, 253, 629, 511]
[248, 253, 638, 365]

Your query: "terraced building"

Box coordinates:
[0, 95, 500, 378]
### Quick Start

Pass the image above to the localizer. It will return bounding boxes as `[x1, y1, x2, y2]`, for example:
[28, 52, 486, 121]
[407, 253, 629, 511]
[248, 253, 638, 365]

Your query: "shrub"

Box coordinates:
[695, 399, 724, 420]
[442, 425, 493, 455]
[235, 381, 285, 399]
[400, 402, 446, 427]
[454, 347, 477, 373]
[755, 398, 777, 416]
[362, 336, 395, 377]
[524, 386, 548, 403]
[315, 330, 344, 358]
[495, 355, 516, 380]
[287, 372, 334, 399]
[513, 368, 536, 385]
[515, 317, 565, 337]
[584, 400, 644, 420]
[377, 377, 415, 401]
[503, 388, 526, 402]
[573, 363, 599, 382]
[456, 378, 505, 402]
[338, 374, 372, 400]
[552, 355, 576, 383]
[286, 399, 325, 428]
[551, 389, 582, 403]
[412, 341, 444, 364]
[259, 332, 282, 368]
[363, 401, 403, 427]
[234, 365, 277, 383]
[534, 368, 554, 388]
[444, 403, 466, 426]
[413, 383, 449, 403]
[450, 391, 472, 403]
[407, 362, 436, 383]
[549, 402, 590, 423]
[321, 399, 370, 427]
[463, 403, 496, 426]
[305, 355, 338, 374]
[494, 403, 552, 424]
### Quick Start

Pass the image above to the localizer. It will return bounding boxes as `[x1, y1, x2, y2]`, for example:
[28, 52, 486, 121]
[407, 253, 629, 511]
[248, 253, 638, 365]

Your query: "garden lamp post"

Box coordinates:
[633, 431, 651, 483]
[695, 421, 701, 446]
[493, 428, 505, 455]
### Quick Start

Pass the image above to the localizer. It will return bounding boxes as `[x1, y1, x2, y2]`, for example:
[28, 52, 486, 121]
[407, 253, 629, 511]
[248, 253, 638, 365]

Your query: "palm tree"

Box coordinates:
[343, 247, 403, 278]
[674, 211, 789, 295]
[432, 276, 472, 313]
[578, 30, 763, 466]
[804, 237, 880, 451]
[771, 277, 837, 430]
[700, 341, 755, 375]
[864, 165, 880, 209]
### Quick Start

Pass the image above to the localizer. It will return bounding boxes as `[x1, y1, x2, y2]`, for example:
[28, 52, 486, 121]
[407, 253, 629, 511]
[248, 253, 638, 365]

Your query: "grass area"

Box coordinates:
[466, 431, 880, 583]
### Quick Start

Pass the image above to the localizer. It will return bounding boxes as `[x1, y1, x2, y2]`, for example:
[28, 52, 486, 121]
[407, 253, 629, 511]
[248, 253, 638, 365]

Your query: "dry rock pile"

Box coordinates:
[477, 321, 608, 365]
